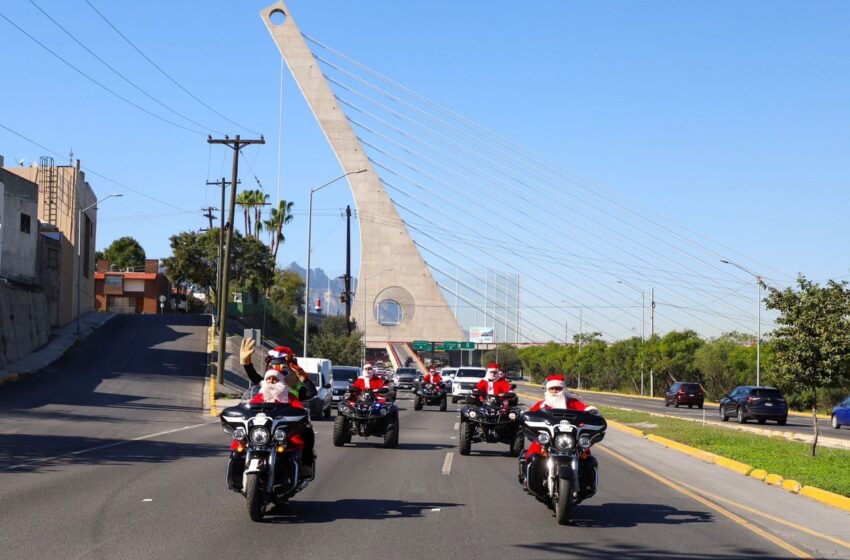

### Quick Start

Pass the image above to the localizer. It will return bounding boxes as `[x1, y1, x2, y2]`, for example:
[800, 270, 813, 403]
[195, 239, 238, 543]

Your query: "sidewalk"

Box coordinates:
[0, 311, 116, 386]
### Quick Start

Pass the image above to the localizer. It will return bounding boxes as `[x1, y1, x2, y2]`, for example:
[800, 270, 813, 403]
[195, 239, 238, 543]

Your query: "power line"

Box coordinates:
[83, 0, 260, 136]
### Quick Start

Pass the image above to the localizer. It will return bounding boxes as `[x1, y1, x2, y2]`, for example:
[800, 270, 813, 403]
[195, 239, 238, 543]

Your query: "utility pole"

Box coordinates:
[208, 135, 265, 384]
[201, 206, 217, 230]
[206, 178, 238, 329]
[344, 205, 352, 335]
[650, 287, 655, 397]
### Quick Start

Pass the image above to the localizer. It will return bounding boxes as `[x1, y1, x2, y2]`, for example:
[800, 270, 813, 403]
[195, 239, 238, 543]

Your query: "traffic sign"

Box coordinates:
[412, 340, 430, 351]
[460, 341, 475, 350]
[443, 341, 460, 351]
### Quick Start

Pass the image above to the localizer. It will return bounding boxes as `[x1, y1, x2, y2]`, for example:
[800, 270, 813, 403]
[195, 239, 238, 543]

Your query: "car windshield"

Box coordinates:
[332, 368, 360, 382]
[752, 389, 784, 398]
[396, 369, 418, 376]
[456, 368, 486, 378]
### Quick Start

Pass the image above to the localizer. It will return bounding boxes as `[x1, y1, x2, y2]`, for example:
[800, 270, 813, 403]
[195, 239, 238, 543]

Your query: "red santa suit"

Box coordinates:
[249, 369, 304, 408]
[423, 373, 442, 385]
[353, 365, 385, 393]
[525, 374, 595, 460]
[475, 364, 511, 395]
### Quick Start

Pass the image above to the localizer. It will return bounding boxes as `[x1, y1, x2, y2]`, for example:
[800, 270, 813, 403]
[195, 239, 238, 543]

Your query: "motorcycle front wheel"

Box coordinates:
[554, 477, 574, 525]
[245, 473, 264, 522]
[459, 422, 472, 455]
[333, 415, 349, 447]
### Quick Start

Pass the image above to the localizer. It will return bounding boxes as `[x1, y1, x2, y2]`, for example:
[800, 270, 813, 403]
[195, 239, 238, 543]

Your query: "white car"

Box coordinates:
[296, 357, 333, 419]
[450, 367, 487, 403]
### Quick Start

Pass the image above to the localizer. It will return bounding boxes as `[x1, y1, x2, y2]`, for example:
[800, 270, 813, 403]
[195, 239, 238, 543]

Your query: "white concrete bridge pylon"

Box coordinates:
[261, 2, 464, 346]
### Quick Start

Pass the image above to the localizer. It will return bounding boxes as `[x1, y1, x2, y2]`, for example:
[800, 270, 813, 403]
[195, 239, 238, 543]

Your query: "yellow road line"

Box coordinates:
[673, 479, 850, 551]
[209, 373, 218, 417]
[598, 445, 812, 559]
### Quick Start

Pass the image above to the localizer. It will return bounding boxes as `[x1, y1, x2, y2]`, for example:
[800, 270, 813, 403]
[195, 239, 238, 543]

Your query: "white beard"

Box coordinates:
[543, 392, 567, 409]
[484, 372, 495, 381]
[260, 381, 286, 402]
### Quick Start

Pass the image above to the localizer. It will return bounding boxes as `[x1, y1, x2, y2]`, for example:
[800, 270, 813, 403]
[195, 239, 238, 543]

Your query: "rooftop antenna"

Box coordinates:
[68, 148, 74, 166]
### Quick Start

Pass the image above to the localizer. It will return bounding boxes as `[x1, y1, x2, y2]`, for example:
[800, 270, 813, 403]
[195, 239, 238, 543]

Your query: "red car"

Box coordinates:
[665, 382, 705, 409]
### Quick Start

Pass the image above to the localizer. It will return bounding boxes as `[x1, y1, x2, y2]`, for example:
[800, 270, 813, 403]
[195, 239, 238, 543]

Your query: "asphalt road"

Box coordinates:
[549, 387, 850, 443]
[0, 317, 847, 559]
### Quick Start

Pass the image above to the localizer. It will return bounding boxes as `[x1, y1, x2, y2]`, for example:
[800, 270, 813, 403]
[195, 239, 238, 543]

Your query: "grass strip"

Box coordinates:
[600, 405, 850, 497]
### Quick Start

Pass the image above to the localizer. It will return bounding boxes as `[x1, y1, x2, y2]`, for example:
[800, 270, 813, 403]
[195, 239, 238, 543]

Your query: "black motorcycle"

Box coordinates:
[334, 386, 399, 448]
[413, 382, 448, 411]
[458, 390, 523, 456]
[519, 408, 606, 524]
[220, 387, 314, 521]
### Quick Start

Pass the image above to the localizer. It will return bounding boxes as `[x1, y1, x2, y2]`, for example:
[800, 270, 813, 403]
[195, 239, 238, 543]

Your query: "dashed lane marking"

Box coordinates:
[453, 422, 459, 430]
[442, 452, 454, 475]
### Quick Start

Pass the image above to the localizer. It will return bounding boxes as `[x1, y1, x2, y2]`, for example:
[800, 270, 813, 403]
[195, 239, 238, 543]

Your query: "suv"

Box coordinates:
[665, 382, 705, 408]
[330, 366, 360, 407]
[392, 367, 420, 391]
[450, 367, 487, 403]
[720, 386, 788, 425]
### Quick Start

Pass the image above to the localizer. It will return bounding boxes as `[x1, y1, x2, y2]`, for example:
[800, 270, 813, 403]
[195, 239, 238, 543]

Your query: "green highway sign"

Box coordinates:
[443, 341, 460, 351]
[460, 342, 475, 350]
[412, 340, 430, 351]
[434, 343, 445, 352]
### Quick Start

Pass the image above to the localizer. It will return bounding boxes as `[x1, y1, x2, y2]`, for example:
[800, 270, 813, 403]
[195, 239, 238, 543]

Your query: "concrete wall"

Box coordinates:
[4, 163, 97, 326]
[0, 281, 50, 368]
[0, 169, 39, 284]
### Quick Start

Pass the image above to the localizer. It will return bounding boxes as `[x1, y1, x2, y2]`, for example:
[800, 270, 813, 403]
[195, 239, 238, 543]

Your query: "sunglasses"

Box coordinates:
[547, 386, 564, 392]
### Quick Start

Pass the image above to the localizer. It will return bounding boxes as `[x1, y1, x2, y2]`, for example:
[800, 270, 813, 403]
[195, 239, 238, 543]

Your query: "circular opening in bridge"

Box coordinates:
[269, 9, 286, 25]
[376, 299, 403, 326]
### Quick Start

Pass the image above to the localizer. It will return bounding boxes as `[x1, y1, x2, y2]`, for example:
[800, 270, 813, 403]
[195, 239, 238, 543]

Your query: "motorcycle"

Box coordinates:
[219, 387, 314, 522]
[334, 386, 400, 448]
[519, 407, 607, 524]
[458, 389, 523, 456]
[413, 382, 448, 411]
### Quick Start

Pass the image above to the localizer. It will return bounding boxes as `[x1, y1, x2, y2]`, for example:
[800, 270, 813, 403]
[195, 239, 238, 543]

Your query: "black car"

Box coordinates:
[720, 386, 788, 425]
[331, 366, 361, 407]
[665, 382, 705, 408]
[393, 367, 420, 391]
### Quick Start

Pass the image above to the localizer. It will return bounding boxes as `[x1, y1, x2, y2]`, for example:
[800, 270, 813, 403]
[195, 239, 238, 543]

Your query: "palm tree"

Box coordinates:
[236, 190, 253, 237]
[264, 199, 294, 263]
[253, 191, 269, 239]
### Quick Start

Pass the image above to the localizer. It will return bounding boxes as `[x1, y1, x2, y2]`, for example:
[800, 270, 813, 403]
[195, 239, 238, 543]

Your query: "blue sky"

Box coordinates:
[1, 1, 848, 340]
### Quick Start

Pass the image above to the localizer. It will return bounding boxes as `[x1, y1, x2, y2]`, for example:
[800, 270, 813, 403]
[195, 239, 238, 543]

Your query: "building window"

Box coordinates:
[47, 247, 59, 269]
[376, 299, 403, 326]
[20, 213, 31, 233]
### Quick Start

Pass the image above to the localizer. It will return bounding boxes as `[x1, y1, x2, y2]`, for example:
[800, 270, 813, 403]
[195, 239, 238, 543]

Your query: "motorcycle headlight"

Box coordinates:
[274, 428, 286, 442]
[469, 410, 478, 419]
[554, 434, 575, 451]
[578, 435, 592, 449]
[508, 412, 517, 421]
[249, 427, 270, 445]
[537, 432, 551, 445]
[233, 427, 246, 441]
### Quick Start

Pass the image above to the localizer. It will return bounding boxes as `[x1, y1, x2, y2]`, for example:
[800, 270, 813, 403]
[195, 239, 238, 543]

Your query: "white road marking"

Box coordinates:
[453, 422, 459, 430]
[450, 436, 457, 439]
[431, 508, 441, 512]
[441, 452, 454, 475]
[2, 421, 213, 472]
[142, 499, 153, 502]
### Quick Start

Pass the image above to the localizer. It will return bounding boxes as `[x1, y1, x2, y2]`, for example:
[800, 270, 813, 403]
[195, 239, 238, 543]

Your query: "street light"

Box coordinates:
[303, 169, 366, 357]
[77, 193, 123, 334]
[360, 267, 394, 367]
[721, 259, 763, 386]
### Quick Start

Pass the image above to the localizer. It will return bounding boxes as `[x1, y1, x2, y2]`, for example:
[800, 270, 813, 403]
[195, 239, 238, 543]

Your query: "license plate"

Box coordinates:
[765, 402, 773, 406]
[689, 393, 694, 396]
[332, 396, 340, 401]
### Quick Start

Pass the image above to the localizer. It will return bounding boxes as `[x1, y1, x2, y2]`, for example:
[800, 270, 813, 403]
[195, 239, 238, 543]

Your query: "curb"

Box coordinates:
[606, 419, 850, 514]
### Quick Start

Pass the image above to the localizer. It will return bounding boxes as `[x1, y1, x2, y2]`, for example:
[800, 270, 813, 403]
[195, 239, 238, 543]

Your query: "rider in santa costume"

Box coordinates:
[250, 369, 304, 407]
[423, 367, 442, 385]
[352, 363, 385, 393]
[520, 374, 598, 494]
[475, 363, 512, 395]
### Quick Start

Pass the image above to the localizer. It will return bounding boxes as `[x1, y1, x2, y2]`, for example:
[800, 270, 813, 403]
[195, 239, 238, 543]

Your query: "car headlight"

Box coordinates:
[578, 435, 591, 449]
[508, 412, 517, 420]
[249, 427, 270, 445]
[469, 410, 478, 419]
[274, 428, 286, 442]
[554, 434, 575, 451]
[233, 427, 246, 440]
[537, 432, 551, 445]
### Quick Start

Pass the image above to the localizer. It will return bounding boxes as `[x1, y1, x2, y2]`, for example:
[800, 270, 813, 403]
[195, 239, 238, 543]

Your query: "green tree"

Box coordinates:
[311, 316, 363, 363]
[236, 190, 254, 237]
[102, 236, 146, 270]
[764, 275, 850, 455]
[253, 191, 269, 239]
[693, 332, 756, 400]
[482, 344, 523, 375]
[268, 269, 305, 314]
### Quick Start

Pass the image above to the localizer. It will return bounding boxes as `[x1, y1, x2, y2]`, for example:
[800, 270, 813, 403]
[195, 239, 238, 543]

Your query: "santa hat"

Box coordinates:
[263, 369, 282, 382]
[486, 363, 500, 372]
[545, 374, 565, 390]
[268, 346, 294, 360]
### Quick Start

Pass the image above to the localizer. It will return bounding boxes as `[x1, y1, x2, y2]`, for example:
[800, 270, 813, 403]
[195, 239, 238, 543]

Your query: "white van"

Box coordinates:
[295, 357, 333, 419]
[450, 367, 487, 403]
